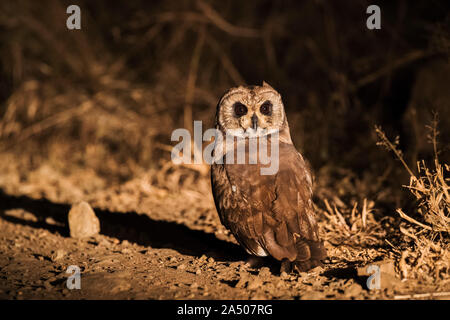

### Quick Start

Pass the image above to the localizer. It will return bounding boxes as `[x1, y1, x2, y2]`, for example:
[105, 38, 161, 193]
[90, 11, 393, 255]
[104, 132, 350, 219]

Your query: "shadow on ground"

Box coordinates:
[0, 189, 245, 262]
[323, 265, 369, 289]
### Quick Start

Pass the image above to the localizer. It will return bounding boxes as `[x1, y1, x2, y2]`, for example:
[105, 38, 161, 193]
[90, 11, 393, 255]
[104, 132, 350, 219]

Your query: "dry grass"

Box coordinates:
[376, 118, 449, 283]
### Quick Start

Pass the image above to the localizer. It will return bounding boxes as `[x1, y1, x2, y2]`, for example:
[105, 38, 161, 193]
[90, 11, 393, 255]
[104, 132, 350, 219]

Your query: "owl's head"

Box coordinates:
[215, 82, 287, 138]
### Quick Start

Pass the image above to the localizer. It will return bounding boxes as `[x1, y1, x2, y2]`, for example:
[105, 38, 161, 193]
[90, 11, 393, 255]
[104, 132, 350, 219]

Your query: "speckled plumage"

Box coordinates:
[211, 82, 327, 272]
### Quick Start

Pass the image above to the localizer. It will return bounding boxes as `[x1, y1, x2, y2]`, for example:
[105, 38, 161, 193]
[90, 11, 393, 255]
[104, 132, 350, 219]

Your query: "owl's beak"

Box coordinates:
[251, 113, 258, 130]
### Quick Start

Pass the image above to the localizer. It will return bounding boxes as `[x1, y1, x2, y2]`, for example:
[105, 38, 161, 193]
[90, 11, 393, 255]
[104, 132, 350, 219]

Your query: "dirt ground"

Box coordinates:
[0, 151, 448, 300]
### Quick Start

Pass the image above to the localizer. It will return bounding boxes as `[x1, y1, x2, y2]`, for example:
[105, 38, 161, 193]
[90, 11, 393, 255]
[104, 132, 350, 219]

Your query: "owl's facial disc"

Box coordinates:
[218, 85, 285, 138]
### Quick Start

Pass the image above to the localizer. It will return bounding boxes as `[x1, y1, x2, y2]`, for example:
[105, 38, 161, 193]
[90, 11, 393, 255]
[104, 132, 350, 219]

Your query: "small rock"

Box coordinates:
[258, 267, 271, 278]
[68, 202, 100, 239]
[100, 238, 111, 247]
[247, 277, 263, 290]
[275, 279, 285, 288]
[51, 249, 66, 262]
[235, 273, 249, 288]
[4, 209, 38, 223]
[345, 283, 363, 297]
[45, 217, 63, 227]
[195, 269, 202, 275]
[190, 282, 199, 290]
[177, 264, 186, 270]
[121, 248, 131, 254]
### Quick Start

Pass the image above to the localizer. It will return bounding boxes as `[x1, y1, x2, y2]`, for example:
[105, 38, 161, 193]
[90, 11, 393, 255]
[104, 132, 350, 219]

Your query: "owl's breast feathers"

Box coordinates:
[211, 141, 327, 271]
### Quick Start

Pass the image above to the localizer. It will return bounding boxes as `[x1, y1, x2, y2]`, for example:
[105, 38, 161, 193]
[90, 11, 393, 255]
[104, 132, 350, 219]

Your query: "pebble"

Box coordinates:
[258, 267, 271, 278]
[235, 273, 249, 288]
[51, 249, 66, 262]
[190, 282, 199, 290]
[275, 279, 285, 288]
[121, 248, 131, 254]
[345, 283, 363, 297]
[247, 277, 263, 290]
[68, 202, 100, 239]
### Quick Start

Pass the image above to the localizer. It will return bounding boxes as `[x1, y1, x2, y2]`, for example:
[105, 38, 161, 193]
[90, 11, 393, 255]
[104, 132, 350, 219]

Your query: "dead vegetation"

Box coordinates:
[376, 117, 449, 284]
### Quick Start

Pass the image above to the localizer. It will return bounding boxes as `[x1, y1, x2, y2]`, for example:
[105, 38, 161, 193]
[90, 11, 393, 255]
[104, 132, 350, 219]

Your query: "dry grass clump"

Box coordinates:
[313, 165, 394, 246]
[316, 195, 391, 265]
[397, 160, 450, 234]
[310, 166, 395, 267]
[319, 197, 382, 243]
[375, 118, 449, 283]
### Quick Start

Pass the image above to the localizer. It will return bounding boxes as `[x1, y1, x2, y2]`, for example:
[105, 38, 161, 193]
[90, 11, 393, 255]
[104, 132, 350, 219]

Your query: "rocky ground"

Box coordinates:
[0, 151, 448, 300]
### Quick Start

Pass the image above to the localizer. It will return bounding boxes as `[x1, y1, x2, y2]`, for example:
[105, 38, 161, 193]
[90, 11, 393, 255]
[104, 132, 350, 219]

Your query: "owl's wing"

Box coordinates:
[211, 160, 274, 257]
[211, 143, 326, 271]
[261, 147, 327, 270]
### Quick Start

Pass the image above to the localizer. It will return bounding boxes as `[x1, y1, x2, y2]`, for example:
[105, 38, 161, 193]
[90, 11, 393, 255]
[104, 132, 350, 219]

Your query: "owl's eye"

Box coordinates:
[234, 102, 248, 117]
[260, 101, 272, 115]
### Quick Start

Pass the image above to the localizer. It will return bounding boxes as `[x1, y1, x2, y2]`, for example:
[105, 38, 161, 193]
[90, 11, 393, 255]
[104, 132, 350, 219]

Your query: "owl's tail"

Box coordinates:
[281, 239, 327, 273]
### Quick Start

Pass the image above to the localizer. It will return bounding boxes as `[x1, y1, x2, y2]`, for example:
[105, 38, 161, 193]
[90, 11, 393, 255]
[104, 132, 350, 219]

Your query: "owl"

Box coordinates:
[211, 82, 327, 273]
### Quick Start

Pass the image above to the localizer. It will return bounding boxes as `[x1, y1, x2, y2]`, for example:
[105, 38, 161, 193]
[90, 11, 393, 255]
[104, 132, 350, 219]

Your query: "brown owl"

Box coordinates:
[211, 82, 327, 273]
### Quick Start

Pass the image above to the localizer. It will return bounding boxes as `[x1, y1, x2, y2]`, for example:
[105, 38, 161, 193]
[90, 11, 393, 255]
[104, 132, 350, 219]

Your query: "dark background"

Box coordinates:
[0, 0, 448, 187]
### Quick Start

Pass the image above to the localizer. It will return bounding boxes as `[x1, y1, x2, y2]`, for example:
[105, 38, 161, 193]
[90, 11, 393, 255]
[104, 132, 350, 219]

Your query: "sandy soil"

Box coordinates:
[0, 151, 448, 300]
